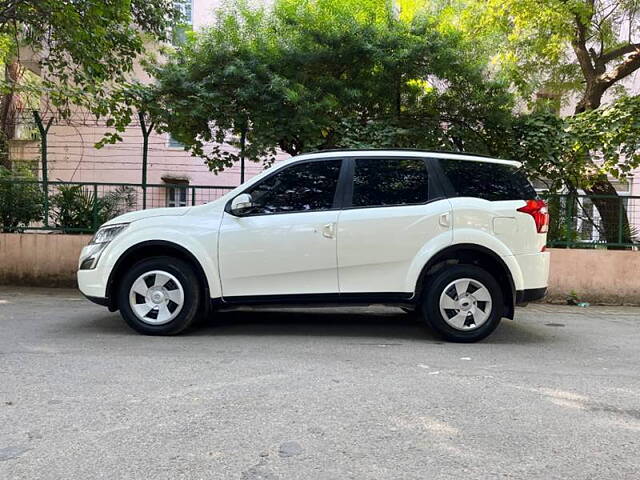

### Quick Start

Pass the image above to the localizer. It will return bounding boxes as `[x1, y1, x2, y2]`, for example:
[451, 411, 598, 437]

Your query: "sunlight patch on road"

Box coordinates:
[420, 417, 459, 435]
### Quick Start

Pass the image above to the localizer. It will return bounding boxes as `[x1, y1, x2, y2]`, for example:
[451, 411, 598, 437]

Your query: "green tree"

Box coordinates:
[139, 0, 513, 172]
[510, 96, 640, 245]
[451, 0, 640, 244]
[452, 0, 640, 110]
[0, 0, 179, 167]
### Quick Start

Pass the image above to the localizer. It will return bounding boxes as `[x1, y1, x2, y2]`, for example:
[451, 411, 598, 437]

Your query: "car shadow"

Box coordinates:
[199, 308, 434, 342]
[69, 306, 553, 345]
[199, 307, 553, 344]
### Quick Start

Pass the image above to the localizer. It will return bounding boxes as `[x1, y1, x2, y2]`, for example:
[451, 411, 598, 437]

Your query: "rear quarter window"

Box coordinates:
[438, 159, 536, 201]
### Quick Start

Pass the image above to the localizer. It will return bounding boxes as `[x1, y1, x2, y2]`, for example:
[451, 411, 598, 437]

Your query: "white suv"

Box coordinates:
[78, 150, 550, 342]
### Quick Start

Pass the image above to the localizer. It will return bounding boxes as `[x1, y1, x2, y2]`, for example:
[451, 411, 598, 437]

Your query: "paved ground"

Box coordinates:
[0, 287, 639, 480]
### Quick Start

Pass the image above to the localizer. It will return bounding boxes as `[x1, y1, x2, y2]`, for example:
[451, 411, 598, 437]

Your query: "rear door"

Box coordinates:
[437, 159, 543, 255]
[336, 156, 452, 294]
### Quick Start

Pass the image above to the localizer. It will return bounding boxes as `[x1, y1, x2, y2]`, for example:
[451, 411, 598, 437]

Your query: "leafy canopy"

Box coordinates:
[143, 0, 514, 172]
[445, 0, 640, 108]
[0, 0, 179, 117]
[512, 95, 640, 192]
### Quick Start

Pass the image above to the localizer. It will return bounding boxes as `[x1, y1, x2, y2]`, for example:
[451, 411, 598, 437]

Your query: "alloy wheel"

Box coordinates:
[128, 270, 185, 325]
[438, 278, 493, 331]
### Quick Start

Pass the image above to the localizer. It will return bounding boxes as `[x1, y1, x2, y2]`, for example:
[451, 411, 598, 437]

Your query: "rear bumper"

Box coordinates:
[513, 251, 550, 290]
[515, 287, 547, 305]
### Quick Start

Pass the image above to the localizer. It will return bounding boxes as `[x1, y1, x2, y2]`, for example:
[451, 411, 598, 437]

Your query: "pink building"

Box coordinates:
[11, 0, 282, 211]
[9, 0, 639, 221]
[42, 0, 282, 190]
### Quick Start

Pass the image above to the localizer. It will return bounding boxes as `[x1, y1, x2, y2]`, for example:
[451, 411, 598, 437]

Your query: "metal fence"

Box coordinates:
[544, 193, 640, 249]
[1, 179, 639, 248]
[0, 180, 235, 234]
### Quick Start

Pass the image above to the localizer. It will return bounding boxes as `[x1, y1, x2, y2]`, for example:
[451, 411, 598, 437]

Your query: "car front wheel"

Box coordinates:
[117, 256, 202, 335]
[422, 265, 503, 342]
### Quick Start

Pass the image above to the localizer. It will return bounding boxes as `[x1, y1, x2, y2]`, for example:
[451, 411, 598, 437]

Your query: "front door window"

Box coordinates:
[243, 160, 342, 215]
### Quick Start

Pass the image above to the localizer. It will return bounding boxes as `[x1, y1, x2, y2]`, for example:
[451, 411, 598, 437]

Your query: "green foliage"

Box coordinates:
[0, 166, 43, 233]
[568, 95, 640, 181]
[0, 0, 179, 117]
[139, 0, 514, 172]
[566, 290, 581, 305]
[508, 96, 640, 192]
[93, 82, 163, 148]
[94, 0, 639, 203]
[451, 0, 640, 103]
[50, 185, 136, 233]
[510, 111, 577, 191]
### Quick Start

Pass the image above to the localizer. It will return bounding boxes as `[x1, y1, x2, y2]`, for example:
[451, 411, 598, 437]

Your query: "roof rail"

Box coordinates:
[298, 148, 498, 159]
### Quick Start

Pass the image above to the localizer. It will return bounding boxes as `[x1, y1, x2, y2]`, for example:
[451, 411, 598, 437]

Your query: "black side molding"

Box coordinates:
[219, 292, 414, 308]
[515, 287, 547, 305]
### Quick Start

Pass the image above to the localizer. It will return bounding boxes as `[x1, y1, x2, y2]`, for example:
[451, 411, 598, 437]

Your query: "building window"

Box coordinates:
[175, 0, 192, 24]
[172, 0, 193, 45]
[166, 185, 188, 207]
[167, 133, 185, 149]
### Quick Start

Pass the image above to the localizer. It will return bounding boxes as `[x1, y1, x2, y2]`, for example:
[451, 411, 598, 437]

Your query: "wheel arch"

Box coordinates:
[414, 243, 517, 319]
[105, 240, 212, 313]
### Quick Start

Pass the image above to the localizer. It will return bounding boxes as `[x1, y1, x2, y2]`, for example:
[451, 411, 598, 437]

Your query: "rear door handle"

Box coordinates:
[322, 223, 336, 239]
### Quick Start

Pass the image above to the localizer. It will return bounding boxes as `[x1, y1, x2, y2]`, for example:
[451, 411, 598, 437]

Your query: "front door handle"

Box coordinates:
[322, 223, 336, 239]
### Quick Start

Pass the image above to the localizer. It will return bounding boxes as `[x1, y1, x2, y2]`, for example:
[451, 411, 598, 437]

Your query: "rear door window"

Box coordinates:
[438, 159, 536, 201]
[351, 157, 429, 207]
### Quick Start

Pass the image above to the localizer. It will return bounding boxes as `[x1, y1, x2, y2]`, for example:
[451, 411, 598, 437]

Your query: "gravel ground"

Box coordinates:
[1, 287, 639, 480]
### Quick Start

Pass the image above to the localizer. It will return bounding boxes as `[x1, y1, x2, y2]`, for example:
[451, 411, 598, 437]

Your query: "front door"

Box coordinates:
[218, 159, 343, 298]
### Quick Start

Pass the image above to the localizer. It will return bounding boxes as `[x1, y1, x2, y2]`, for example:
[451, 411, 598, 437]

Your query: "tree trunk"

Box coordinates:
[0, 59, 21, 169]
[581, 175, 632, 248]
[573, 80, 607, 114]
[572, 88, 632, 247]
[567, 10, 640, 248]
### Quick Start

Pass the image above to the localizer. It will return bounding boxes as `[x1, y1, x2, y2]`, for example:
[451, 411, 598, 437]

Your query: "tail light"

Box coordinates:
[517, 199, 549, 233]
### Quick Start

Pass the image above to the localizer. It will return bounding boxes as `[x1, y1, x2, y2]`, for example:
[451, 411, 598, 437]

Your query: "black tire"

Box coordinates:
[421, 264, 503, 343]
[117, 256, 202, 335]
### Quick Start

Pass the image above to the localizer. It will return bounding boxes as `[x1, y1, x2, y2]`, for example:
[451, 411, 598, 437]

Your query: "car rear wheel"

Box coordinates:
[117, 256, 202, 335]
[421, 264, 503, 343]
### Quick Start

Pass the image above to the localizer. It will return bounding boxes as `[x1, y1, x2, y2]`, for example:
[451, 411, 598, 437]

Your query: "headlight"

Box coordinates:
[79, 223, 129, 270]
[90, 223, 129, 245]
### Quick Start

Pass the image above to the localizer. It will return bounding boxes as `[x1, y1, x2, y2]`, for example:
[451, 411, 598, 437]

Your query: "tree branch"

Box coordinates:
[601, 50, 640, 86]
[600, 43, 640, 65]
[572, 15, 596, 80]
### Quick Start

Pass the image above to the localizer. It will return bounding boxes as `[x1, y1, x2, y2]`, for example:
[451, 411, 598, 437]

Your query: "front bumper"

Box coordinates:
[78, 270, 116, 311]
[77, 268, 108, 299]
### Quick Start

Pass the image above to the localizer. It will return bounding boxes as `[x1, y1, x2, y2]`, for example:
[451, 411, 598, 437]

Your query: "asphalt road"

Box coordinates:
[0, 287, 639, 480]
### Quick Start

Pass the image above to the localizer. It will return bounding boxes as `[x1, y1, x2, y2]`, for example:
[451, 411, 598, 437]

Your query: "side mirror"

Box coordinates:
[230, 193, 254, 216]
